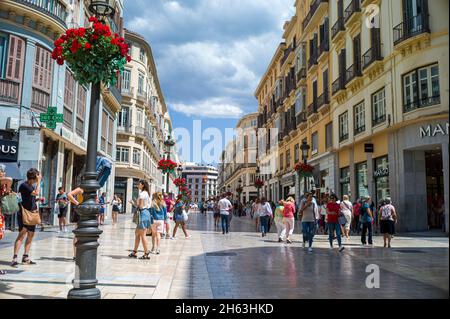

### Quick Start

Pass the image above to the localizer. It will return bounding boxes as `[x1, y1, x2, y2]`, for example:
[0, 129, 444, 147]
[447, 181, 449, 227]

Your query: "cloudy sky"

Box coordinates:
[124, 0, 295, 164]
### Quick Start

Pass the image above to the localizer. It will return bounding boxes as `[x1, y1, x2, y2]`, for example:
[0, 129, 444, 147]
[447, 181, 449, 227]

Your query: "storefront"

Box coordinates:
[339, 167, 350, 199]
[389, 119, 449, 233]
[281, 173, 296, 199]
[373, 156, 390, 206]
[355, 161, 369, 200]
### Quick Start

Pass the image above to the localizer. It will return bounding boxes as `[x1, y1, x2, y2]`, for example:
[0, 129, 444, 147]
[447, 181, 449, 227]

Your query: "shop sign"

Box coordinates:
[419, 123, 449, 139]
[0, 139, 18, 162]
[374, 168, 389, 178]
[364, 143, 374, 153]
[282, 174, 296, 186]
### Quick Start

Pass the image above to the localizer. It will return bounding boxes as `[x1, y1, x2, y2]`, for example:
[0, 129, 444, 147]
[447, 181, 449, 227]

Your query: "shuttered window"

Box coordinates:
[7, 35, 25, 82]
[76, 85, 86, 136]
[33, 45, 53, 93]
[64, 70, 75, 128]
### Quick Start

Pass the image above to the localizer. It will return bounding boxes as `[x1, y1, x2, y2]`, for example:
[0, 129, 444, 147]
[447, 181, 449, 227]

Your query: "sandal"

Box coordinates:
[0, 270, 6, 275]
[128, 251, 138, 258]
[139, 252, 150, 260]
[22, 255, 36, 265]
[10, 260, 18, 268]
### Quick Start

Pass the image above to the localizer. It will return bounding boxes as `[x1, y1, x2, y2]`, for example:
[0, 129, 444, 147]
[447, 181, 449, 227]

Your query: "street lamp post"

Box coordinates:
[164, 136, 176, 194]
[300, 141, 311, 196]
[255, 167, 261, 198]
[68, 0, 115, 300]
[177, 165, 183, 197]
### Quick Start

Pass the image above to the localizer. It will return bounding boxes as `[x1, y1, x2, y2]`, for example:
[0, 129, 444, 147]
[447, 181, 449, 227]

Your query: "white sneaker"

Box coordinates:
[185, 235, 192, 239]
[308, 247, 313, 253]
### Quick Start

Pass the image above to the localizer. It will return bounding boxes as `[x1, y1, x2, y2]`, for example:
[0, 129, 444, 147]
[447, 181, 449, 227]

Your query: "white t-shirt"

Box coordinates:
[138, 190, 151, 209]
[340, 200, 353, 215]
[218, 198, 232, 215]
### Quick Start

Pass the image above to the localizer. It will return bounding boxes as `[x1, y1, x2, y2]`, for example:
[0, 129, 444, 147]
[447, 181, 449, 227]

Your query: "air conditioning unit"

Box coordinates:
[6, 117, 19, 131]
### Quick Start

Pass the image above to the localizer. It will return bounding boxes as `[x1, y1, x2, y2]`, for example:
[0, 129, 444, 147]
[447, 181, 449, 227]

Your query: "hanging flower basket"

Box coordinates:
[226, 191, 233, 197]
[294, 162, 314, 178]
[173, 178, 187, 188]
[255, 179, 264, 188]
[51, 16, 131, 86]
[236, 187, 243, 194]
[158, 159, 178, 174]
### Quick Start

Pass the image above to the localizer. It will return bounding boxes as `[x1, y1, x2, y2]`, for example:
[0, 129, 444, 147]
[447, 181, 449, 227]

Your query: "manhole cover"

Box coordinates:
[206, 252, 237, 257]
[393, 249, 425, 254]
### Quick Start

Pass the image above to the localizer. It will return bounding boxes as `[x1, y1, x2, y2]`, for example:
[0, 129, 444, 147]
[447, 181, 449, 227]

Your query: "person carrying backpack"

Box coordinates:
[360, 196, 374, 246]
[172, 199, 190, 239]
[379, 198, 397, 248]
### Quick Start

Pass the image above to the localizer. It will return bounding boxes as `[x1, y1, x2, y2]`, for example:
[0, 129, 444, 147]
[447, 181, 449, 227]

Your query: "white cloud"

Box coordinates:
[171, 98, 244, 118]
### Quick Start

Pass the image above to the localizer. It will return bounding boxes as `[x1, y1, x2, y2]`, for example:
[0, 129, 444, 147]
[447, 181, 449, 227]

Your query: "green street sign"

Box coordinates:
[40, 107, 64, 130]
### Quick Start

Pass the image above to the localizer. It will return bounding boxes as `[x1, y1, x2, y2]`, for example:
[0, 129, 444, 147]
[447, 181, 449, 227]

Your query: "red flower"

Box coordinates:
[54, 38, 64, 47]
[111, 37, 119, 46]
[56, 58, 64, 65]
[84, 43, 92, 49]
[91, 34, 99, 41]
[70, 40, 81, 53]
[89, 16, 98, 23]
[126, 55, 132, 62]
[76, 28, 86, 37]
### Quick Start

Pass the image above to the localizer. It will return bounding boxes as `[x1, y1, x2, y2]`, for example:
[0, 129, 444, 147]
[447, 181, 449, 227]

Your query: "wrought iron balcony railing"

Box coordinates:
[393, 13, 430, 46]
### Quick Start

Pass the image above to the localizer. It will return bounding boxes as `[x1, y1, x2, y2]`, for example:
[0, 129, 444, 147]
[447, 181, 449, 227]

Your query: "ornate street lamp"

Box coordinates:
[67, 0, 116, 300]
[164, 136, 176, 194]
[300, 141, 311, 195]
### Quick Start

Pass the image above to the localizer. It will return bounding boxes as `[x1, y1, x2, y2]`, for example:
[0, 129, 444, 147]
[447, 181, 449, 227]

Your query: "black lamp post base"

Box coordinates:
[68, 287, 101, 299]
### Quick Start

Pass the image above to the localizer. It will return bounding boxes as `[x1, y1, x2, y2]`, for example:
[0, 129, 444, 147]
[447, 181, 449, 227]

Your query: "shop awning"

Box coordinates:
[0, 162, 23, 180]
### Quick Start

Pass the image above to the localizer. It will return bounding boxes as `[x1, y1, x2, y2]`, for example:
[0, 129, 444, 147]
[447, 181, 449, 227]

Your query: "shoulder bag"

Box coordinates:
[21, 206, 41, 226]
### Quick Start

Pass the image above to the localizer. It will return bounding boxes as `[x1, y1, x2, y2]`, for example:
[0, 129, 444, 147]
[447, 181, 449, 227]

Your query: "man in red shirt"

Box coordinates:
[353, 200, 362, 234]
[326, 194, 345, 252]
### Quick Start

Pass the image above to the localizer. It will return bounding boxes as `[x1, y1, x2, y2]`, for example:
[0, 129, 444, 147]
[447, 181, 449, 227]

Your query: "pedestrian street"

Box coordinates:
[0, 212, 448, 299]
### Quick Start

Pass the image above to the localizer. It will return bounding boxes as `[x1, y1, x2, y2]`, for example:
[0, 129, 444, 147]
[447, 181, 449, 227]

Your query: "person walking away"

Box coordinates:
[283, 197, 296, 243]
[326, 194, 345, 252]
[172, 199, 190, 238]
[150, 193, 167, 255]
[253, 199, 261, 232]
[127, 180, 152, 259]
[319, 199, 327, 235]
[379, 198, 397, 248]
[164, 193, 175, 239]
[111, 194, 121, 225]
[299, 193, 318, 252]
[213, 200, 220, 228]
[352, 199, 361, 235]
[11, 169, 41, 267]
[67, 187, 85, 260]
[258, 197, 273, 237]
[360, 196, 374, 246]
[340, 195, 353, 241]
[55, 187, 69, 232]
[218, 194, 233, 234]
[274, 200, 286, 242]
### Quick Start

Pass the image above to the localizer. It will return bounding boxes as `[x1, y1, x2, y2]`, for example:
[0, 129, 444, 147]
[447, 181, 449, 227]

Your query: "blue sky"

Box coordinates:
[124, 0, 295, 164]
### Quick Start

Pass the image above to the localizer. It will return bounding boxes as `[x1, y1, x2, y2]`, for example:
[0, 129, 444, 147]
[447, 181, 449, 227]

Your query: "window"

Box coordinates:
[76, 85, 86, 136]
[372, 88, 386, 125]
[101, 109, 114, 156]
[340, 167, 350, 199]
[311, 132, 318, 155]
[121, 69, 130, 93]
[118, 106, 129, 127]
[295, 90, 302, 114]
[354, 101, 365, 135]
[356, 162, 369, 199]
[339, 112, 348, 142]
[286, 150, 291, 169]
[135, 108, 143, 127]
[0, 34, 7, 78]
[279, 153, 284, 171]
[138, 72, 145, 95]
[294, 143, 299, 164]
[403, 64, 440, 112]
[116, 147, 130, 163]
[139, 48, 145, 62]
[63, 70, 75, 128]
[325, 122, 333, 149]
[132, 148, 141, 165]
[32, 45, 52, 112]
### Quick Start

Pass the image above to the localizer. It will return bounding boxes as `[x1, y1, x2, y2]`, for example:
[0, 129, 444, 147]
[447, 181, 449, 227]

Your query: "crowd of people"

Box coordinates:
[207, 189, 399, 252]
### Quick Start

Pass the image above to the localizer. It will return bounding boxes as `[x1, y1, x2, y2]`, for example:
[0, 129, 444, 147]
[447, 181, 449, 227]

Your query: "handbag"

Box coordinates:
[1, 193, 19, 215]
[21, 206, 41, 226]
[133, 209, 140, 224]
[182, 210, 188, 222]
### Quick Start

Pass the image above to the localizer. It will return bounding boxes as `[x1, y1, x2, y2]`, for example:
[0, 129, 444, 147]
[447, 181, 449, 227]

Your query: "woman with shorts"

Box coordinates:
[111, 194, 121, 225]
[172, 199, 190, 238]
[379, 198, 397, 248]
[150, 192, 167, 255]
[340, 195, 353, 241]
[127, 180, 152, 259]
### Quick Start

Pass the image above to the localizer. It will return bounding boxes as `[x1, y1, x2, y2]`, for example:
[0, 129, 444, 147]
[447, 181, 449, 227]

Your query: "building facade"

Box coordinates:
[181, 163, 218, 203]
[218, 113, 258, 203]
[0, 0, 124, 225]
[114, 29, 176, 214]
[254, 0, 448, 233]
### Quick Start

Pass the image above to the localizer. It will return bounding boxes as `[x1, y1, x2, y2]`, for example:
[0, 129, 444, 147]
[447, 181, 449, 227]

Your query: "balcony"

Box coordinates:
[372, 114, 386, 127]
[317, 40, 329, 62]
[362, 45, 383, 70]
[136, 90, 147, 104]
[117, 125, 133, 134]
[280, 44, 295, 68]
[302, 0, 329, 33]
[135, 126, 146, 138]
[12, 0, 67, 29]
[403, 95, 441, 113]
[339, 133, 349, 143]
[331, 17, 345, 42]
[332, 76, 346, 96]
[308, 51, 318, 71]
[317, 91, 329, 111]
[345, 62, 362, 84]
[296, 112, 307, 126]
[344, 0, 362, 27]
[296, 67, 307, 85]
[0, 79, 20, 105]
[121, 86, 134, 99]
[393, 13, 430, 47]
[354, 125, 365, 136]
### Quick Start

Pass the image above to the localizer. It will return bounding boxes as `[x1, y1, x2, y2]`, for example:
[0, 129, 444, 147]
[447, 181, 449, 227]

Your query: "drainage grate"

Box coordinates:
[206, 252, 237, 257]
[393, 249, 425, 254]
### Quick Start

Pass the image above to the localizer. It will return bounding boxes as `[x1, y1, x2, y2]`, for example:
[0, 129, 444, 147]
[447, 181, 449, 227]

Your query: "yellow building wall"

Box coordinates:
[372, 133, 388, 159]
[339, 148, 349, 168]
